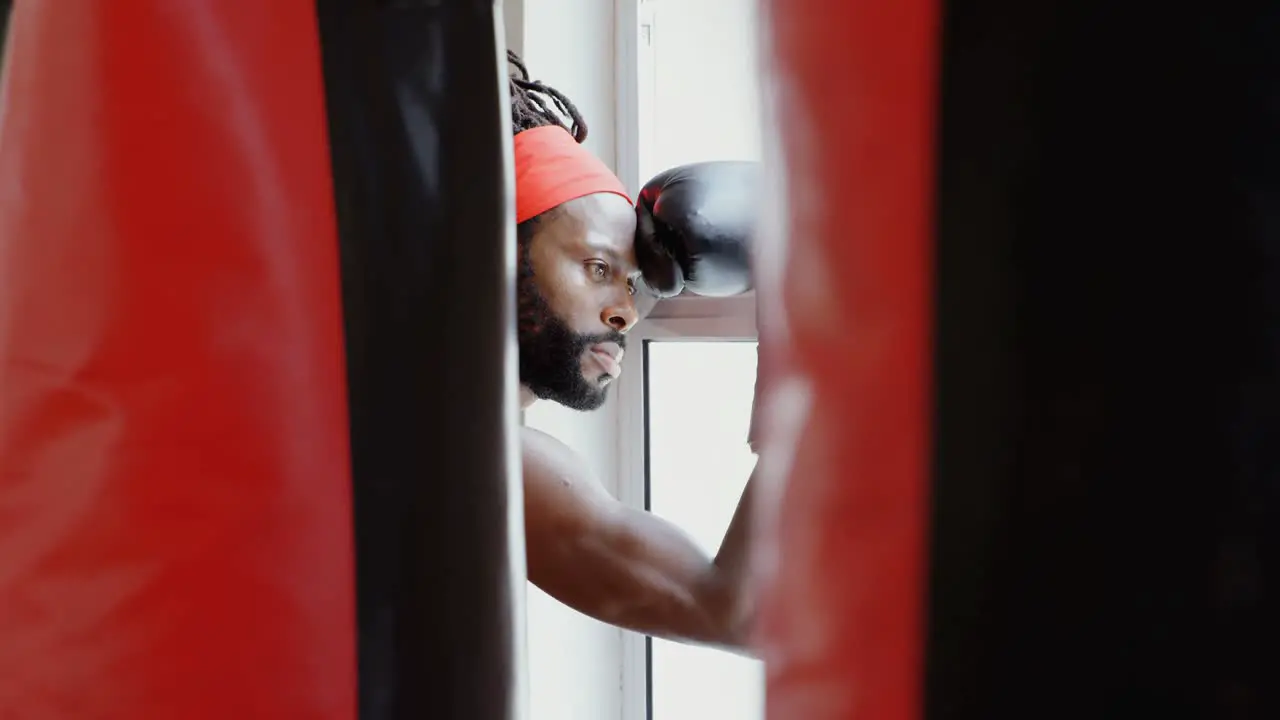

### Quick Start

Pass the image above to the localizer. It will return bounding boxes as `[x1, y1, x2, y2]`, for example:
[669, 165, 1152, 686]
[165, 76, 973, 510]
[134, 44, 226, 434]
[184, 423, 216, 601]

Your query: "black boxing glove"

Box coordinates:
[634, 160, 760, 298]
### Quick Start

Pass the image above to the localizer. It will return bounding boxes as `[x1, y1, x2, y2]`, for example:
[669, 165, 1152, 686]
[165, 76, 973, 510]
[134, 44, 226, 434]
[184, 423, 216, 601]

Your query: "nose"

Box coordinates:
[602, 296, 639, 334]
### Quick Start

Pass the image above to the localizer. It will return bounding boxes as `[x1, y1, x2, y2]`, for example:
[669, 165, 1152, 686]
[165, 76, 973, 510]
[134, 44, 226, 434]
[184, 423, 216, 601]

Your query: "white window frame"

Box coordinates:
[614, 0, 655, 195]
[614, 1, 759, 715]
[615, 294, 758, 720]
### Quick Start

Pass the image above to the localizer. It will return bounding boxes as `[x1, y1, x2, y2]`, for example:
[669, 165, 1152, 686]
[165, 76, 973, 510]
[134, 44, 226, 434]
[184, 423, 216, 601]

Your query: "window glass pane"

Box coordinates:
[646, 340, 763, 720]
[640, 0, 763, 181]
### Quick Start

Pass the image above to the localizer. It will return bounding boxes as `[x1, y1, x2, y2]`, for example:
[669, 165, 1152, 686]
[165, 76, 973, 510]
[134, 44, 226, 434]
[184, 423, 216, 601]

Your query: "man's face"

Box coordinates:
[518, 192, 641, 411]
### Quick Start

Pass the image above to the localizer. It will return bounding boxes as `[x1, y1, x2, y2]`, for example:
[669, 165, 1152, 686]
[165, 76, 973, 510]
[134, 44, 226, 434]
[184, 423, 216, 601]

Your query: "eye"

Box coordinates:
[627, 277, 638, 296]
[586, 261, 609, 281]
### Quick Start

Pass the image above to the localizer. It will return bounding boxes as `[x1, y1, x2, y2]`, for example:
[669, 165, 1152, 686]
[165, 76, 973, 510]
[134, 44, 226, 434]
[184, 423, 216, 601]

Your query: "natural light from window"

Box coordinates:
[646, 340, 763, 720]
[638, 0, 763, 182]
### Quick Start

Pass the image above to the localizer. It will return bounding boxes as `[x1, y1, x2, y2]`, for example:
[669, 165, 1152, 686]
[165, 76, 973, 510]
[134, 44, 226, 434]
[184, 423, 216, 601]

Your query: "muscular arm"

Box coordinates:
[521, 425, 754, 652]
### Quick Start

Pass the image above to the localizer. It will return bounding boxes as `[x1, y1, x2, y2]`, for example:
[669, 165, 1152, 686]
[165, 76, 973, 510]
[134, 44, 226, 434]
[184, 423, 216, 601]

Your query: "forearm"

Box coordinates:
[706, 466, 757, 645]
[714, 467, 756, 578]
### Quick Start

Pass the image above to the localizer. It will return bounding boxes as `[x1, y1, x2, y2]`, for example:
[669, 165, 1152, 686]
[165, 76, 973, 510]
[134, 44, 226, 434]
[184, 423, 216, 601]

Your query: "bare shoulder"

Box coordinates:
[520, 425, 578, 468]
[519, 426, 612, 507]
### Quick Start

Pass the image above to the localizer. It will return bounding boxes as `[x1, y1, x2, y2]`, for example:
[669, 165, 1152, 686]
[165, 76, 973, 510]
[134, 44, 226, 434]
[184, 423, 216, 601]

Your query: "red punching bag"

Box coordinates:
[752, 0, 937, 718]
[758, 0, 1280, 718]
[0, 4, 356, 717]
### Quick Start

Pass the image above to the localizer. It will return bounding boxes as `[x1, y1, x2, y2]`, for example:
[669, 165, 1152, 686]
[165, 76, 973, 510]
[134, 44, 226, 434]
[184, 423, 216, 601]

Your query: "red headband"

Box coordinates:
[514, 126, 632, 223]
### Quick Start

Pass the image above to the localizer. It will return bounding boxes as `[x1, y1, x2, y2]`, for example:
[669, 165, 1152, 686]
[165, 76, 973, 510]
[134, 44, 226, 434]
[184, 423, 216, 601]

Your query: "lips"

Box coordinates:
[589, 342, 624, 377]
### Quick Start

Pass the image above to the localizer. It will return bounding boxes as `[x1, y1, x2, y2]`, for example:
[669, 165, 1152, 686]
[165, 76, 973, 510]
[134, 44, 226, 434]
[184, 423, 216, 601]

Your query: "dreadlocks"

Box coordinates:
[508, 50, 588, 143]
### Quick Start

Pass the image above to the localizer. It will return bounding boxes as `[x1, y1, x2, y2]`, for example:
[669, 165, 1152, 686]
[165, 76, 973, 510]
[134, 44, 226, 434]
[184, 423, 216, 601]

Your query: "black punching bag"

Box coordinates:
[1, 1, 11, 65]
[314, 2, 524, 719]
[925, 3, 1280, 718]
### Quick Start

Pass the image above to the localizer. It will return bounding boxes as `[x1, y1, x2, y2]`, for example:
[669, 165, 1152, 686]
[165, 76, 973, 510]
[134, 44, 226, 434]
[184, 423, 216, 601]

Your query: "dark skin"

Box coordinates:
[519, 192, 756, 653]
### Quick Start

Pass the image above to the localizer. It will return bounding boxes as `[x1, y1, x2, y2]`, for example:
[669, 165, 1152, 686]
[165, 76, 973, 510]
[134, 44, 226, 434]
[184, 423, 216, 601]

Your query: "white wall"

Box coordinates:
[502, 2, 627, 720]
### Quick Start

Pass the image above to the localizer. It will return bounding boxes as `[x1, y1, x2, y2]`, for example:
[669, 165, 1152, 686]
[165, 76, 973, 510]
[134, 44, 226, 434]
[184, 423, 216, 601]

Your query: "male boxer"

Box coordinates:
[508, 52, 759, 651]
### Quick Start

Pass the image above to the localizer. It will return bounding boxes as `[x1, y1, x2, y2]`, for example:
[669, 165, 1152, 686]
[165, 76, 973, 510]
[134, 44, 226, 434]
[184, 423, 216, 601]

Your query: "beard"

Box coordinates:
[517, 245, 627, 411]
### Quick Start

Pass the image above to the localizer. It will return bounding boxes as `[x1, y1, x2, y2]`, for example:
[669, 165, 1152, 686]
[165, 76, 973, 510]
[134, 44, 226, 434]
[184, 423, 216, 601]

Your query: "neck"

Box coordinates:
[519, 385, 537, 409]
